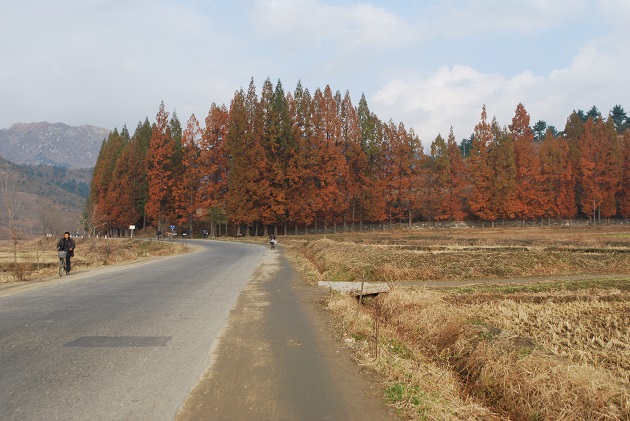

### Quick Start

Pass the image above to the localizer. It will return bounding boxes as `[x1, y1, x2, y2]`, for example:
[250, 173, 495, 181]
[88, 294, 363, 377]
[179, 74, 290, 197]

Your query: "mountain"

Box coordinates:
[0, 156, 88, 240]
[0, 122, 110, 169]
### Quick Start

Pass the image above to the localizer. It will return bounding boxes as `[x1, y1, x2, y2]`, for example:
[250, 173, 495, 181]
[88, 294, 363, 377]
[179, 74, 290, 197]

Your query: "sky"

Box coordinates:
[1, 0, 629, 145]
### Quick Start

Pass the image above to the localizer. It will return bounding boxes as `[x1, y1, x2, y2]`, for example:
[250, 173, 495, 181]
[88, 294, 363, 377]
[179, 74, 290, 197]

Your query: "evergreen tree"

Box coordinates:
[610, 105, 628, 133]
[532, 120, 547, 142]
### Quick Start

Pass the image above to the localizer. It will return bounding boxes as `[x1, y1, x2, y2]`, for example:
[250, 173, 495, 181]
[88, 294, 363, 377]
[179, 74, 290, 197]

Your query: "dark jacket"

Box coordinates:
[57, 237, 76, 253]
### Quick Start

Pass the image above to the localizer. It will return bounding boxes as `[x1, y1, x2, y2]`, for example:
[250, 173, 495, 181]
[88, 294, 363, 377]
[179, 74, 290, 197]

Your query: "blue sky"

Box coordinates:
[1, 0, 628, 145]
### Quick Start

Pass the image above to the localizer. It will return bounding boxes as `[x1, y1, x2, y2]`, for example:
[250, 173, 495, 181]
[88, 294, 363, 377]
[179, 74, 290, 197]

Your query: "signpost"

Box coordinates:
[129, 225, 135, 240]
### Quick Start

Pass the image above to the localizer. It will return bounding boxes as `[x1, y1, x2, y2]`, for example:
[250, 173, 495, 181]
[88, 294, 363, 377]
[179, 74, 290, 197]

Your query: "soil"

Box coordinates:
[176, 249, 399, 421]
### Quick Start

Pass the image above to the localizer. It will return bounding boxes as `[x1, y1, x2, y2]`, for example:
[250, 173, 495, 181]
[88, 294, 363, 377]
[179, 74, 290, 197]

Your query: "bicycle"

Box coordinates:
[58, 250, 68, 276]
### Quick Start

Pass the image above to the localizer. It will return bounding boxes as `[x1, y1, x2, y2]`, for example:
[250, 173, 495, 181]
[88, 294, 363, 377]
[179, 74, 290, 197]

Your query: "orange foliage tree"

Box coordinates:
[468, 105, 499, 222]
[578, 118, 622, 219]
[91, 80, 630, 235]
[198, 103, 229, 236]
[174, 114, 203, 233]
[89, 128, 127, 234]
[145, 102, 181, 231]
[510, 103, 545, 221]
[618, 130, 630, 218]
[445, 128, 467, 221]
[539, 130, 576, 218]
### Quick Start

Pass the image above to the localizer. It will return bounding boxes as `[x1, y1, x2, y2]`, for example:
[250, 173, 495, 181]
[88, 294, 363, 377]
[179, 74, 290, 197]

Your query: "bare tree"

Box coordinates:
[1, 176, 25, 280]
[82, 202, 108, 237]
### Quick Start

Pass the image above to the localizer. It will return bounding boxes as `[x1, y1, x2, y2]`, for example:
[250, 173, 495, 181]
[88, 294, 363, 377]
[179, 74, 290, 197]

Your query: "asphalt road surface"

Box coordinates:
[176, 248, 398, 421]
[1, 240, 398, 421]
[0, 239, 266, 420]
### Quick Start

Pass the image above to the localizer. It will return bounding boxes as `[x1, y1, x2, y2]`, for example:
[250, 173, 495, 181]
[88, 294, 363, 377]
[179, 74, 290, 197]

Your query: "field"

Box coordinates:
[283, 226, 630, 420]
[0, 236, 188, 283]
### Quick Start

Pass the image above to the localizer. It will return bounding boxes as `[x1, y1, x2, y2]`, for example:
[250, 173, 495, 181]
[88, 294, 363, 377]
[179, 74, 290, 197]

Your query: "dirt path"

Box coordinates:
[176, 249, 398, 421]
[406, 273, 630, 289]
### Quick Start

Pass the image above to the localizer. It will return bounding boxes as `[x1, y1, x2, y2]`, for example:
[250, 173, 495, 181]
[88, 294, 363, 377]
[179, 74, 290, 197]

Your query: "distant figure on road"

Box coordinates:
[57, 231, 76, 273]
[157, 230, 162, 241]
[269, 234, 277, 250]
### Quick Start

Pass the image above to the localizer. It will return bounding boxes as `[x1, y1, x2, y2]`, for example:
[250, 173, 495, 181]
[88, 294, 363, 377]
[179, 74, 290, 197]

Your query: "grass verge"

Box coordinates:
[0, 237, 188, 283]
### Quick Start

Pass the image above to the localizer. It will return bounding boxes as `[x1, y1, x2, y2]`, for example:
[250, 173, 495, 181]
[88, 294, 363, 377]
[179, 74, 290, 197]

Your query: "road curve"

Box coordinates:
[0, 239, 266, 420]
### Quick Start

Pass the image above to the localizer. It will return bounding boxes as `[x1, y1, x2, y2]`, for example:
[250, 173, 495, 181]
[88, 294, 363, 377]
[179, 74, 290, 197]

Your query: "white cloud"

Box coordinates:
[1, 0, 628, 148]
[252, 0, 417, 51]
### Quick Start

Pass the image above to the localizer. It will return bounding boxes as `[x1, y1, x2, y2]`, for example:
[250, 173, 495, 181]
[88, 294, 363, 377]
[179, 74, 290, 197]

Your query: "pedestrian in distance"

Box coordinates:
[57, 231, 76, 274]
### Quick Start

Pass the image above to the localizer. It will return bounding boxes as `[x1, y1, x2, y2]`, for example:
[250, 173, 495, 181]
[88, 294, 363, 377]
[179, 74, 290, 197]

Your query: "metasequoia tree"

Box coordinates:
[198, 103, 229, 236]
[145, 102, 180, 230]
[430, 129, 467, 222]
[105, 122, 152, 231]
[310, 86, 348, 231]
[468, 105, 498, 222]
[90, 79, 630, 234]
[383, 120, 422, 226]
[224, 87, 264, 234]
[488, 121, 517, 220]
[356, 94, 387, 227]
[444, 127, 467, 220]
[539, 129, 576, 218]
[257, 79, 293, 234]
[618, 130, 630, 217]
[324, 86, 351, 231]
[174, 114, 203, 233]
[578, 118, 622, 219]
[339, 90, 369, 229]
[89, 128, 127, 233]
[427, 133, 448, 221]
[285, 83, 319, 232]
[510, 103, 545, 221]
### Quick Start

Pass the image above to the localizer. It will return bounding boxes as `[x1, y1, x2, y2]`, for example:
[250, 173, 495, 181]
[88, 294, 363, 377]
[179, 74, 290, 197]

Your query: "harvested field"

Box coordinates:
[284, 225, 630, 420]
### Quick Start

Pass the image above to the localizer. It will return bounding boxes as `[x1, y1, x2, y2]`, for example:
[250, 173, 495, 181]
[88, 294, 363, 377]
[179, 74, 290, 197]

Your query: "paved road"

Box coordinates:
[177, 249, 398, 421]
[0, 240, 266, 420]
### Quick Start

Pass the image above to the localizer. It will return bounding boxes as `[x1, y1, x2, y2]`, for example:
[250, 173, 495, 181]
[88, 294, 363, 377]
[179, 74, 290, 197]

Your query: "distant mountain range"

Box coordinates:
[0, 122, 107, 239]
[0, 122, 110, 169]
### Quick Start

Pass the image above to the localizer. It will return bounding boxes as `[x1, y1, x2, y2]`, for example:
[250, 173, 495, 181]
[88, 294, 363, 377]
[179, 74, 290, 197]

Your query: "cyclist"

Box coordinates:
[57, 231, 76, 274]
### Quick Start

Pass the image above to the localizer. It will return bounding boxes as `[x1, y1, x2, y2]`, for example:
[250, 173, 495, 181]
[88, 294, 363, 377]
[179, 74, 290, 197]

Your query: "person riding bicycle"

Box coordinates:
[57, 231, 76, 274]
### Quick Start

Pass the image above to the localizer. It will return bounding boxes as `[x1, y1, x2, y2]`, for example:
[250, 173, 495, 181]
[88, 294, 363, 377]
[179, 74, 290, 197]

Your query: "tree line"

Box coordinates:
[87, 78, 630, 237]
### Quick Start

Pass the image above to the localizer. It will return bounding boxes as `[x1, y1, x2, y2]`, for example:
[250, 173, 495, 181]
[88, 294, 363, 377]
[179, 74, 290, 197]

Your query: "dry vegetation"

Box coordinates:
[284, 226, 630, 420]
[0, 236, 188, 283]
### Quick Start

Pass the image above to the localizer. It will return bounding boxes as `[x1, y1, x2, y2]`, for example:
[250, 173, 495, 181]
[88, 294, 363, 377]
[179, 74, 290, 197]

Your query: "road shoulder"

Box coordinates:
[176, 249, 398, 420]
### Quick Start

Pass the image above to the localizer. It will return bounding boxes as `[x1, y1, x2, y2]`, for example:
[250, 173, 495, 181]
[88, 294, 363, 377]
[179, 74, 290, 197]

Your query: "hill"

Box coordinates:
[0, 156, 87, 240]
[0, 122, 109, 169]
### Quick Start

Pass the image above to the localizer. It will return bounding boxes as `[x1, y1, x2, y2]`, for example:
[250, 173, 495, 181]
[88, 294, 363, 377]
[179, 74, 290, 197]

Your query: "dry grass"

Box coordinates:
[284, 225, 630, 420]
[284, 226, 630, 283]
[0, 236, 188, 283]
